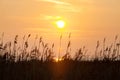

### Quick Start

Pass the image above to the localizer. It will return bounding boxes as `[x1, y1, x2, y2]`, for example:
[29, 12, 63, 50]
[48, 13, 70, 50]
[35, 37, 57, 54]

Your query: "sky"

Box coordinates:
[0, 0, 120, 57]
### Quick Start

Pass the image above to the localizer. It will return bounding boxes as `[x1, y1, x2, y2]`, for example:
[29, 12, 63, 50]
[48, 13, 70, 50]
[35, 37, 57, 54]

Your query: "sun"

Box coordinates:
[56, 20, 65, 29]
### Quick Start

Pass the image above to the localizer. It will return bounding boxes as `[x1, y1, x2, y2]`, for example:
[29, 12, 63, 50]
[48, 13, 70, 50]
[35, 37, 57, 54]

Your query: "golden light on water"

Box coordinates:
[56, 20, 65, 29]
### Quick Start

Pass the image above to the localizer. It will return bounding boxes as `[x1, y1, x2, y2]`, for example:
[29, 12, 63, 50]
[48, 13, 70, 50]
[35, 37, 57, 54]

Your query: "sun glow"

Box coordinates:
[53, 57, 63, 62]
[56, 20, 65, 29]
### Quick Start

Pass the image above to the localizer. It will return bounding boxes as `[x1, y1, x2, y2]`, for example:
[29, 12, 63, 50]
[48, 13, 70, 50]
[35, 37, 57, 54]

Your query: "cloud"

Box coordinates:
[37, 0, 81, 13]
[44, 15, 61, 20]
[55, 4, 81, 13]
[37, 0, 70, 5]
[36, 14, 62, 21]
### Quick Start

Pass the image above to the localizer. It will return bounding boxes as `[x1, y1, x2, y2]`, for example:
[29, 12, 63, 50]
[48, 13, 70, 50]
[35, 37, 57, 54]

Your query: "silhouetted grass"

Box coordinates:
[0, 33, 120, 80]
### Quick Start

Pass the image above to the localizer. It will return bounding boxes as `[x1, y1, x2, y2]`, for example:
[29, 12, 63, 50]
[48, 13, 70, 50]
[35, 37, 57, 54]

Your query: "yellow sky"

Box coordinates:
[0, 0, 120, 56]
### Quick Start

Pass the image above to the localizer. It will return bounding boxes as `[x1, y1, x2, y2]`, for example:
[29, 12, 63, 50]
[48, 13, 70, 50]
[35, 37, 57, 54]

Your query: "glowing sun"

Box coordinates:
[56, 20, 65, 29]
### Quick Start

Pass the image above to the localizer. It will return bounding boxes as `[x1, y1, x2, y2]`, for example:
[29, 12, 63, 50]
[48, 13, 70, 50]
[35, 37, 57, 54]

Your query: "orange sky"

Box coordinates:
[0, 0, 120, 56]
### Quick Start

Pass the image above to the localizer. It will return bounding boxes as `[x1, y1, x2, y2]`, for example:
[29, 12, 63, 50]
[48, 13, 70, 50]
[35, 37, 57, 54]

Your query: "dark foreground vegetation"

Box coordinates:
[0, 33, 120, 80]
[1, 59, 120, 80]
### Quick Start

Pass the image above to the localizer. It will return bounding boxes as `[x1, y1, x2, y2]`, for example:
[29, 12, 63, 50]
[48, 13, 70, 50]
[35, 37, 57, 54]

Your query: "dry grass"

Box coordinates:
[0, 33, 120, 62]
[0, 33, 120, 80]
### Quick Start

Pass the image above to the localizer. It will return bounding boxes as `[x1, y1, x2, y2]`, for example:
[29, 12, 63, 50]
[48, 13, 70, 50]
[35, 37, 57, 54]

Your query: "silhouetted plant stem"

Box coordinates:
[59, 34, 62, 60]
[0, 32, 4, 49]
[103, 38, 106, 59]
[95, 41, 99, 60]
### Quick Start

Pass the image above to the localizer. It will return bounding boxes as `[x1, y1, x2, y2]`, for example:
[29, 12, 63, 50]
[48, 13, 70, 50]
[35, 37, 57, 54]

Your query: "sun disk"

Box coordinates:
[56, 20, 65, 29]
